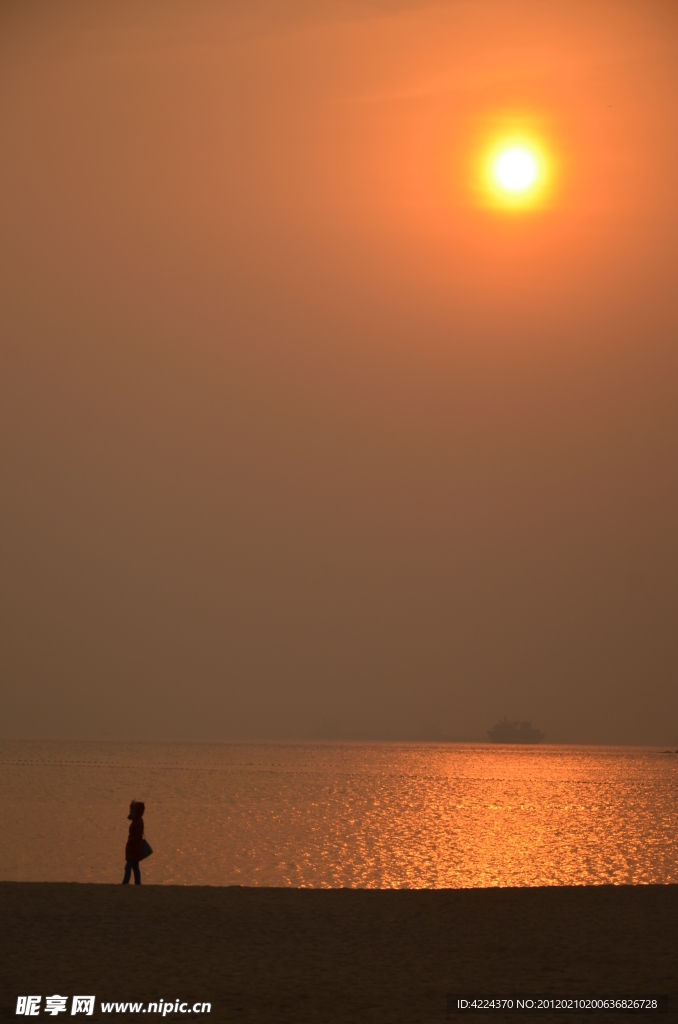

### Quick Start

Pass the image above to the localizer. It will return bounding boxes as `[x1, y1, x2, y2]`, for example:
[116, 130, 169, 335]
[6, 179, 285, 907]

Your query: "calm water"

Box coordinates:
[1, 740, 676, 887]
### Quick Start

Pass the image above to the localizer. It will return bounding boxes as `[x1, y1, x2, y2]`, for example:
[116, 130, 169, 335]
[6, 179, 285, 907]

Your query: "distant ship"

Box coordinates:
[487, 718, 545, 744]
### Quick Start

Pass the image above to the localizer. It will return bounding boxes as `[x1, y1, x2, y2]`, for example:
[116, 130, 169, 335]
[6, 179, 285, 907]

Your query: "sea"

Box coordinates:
[1, 740, 676, 887]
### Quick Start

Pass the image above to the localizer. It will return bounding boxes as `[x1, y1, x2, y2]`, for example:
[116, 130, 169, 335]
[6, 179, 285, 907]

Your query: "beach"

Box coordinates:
[1, 883, 676, 1022]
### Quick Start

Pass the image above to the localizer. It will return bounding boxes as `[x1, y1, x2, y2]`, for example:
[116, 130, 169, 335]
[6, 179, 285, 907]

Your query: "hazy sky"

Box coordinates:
[1, 0, 677, 743]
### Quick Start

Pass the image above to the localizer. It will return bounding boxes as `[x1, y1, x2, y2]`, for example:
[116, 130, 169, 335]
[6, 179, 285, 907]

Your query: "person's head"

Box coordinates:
[128, 800, 145, 820]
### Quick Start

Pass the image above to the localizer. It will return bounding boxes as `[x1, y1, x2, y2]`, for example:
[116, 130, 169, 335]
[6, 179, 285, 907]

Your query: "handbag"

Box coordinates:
[141, 839, 153, 860]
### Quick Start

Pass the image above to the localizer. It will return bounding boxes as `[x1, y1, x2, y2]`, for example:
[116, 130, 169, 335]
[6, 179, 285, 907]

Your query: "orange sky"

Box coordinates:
[1, 0, 677, 742]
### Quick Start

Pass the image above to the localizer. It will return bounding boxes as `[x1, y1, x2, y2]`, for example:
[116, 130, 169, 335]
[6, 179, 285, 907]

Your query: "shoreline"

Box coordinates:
[2, 883, 676, 1022]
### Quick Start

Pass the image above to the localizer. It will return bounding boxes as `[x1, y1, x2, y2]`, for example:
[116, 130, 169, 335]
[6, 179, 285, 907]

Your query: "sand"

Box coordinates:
[1, 884, 676, 1022]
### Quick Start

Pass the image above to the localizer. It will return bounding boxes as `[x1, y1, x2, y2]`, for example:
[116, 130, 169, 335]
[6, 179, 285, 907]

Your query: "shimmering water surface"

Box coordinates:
[1, 740, 676, 887]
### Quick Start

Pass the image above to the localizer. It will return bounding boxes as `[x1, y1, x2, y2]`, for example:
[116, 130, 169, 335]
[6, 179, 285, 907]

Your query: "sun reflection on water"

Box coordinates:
[1, 741, 676, 887]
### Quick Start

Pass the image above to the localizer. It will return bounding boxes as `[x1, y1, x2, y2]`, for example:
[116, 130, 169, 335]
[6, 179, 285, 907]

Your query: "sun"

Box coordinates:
[493, 146, 539, 194]
[481, 136, 550, 210]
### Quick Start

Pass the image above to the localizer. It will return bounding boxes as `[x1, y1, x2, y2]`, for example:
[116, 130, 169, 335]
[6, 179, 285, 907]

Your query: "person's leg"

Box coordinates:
[132, 861, 141, 885]
[122, 862, 132, 884]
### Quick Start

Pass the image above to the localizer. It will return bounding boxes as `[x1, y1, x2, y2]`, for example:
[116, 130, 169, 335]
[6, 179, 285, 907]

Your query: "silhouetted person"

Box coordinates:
[122, 800, 145, 884]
